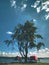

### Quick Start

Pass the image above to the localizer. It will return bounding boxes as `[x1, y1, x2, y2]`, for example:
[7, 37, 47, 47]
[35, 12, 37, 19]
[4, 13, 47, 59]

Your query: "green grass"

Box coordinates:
[0, 63, 49, 65]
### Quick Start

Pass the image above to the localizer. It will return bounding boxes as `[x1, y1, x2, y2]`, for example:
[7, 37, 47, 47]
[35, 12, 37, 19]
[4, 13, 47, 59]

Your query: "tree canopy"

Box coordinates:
[4, 20, 44, 62]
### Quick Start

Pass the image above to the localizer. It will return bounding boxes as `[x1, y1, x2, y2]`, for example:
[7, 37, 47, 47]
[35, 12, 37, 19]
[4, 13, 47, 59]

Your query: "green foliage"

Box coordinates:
[4, 40, 13, 46]
[11, 20, 44, 62]
[35, 34, 43, 39]
[4, 20, 44, 62]
[36, 42, 45, 51]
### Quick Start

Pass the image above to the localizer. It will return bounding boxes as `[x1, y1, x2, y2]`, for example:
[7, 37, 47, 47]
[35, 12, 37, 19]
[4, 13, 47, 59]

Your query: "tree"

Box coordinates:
[11, 20, 44, 62]
[4, 20, 44, 62]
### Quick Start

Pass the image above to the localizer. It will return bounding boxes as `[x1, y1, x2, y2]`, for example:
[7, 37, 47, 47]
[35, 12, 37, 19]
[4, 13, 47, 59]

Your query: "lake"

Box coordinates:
[39, 58, 49, 63]
[0, 57, 17, 63]
[0, 57, 49, 63]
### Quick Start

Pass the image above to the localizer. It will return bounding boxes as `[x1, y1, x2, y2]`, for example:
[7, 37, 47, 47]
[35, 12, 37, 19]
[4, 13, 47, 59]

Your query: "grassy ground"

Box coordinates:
[0, 63, 49, 65]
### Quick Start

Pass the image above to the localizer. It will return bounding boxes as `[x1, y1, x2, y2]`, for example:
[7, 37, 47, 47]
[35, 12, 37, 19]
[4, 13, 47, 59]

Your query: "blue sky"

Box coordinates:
[0, 0, 49, 52]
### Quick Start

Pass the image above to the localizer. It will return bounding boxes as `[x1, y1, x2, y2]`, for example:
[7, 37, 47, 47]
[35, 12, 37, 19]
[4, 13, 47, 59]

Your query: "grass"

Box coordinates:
[0, 63, 49, 65]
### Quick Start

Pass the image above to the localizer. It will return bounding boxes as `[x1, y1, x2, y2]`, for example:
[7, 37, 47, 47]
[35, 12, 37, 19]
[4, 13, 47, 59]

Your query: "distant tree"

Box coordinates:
[4, 20, 44, 62]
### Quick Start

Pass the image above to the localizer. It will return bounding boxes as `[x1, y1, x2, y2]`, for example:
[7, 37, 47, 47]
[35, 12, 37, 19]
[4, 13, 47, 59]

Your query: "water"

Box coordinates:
[0, 57, 49, 63]
[39, 58, 49, 63]
[0, 57, 17, 63]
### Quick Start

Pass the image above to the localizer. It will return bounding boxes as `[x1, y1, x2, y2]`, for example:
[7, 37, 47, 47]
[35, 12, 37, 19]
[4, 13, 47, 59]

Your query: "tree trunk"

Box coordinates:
[25, 43, 28, 63]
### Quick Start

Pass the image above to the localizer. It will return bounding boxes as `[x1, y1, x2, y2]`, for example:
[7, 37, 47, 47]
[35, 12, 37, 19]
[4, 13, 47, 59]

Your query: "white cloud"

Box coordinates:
[21, 4, 27, 11]
[35, 0, 49, 13]
[32, 0, 49, 20]
[31, 5, 34, 8]
[45, 48, 49, 52]
[28, 48, 49, 57]
[45, 13, 49, 20]
[41, 1, 49, 12]
[36, 7, 41, 13]
[33, 19, 36, 22]
[23, 4, 27, 8]
[31, 0, 40, 8]
[41, 3, 47, 11]
[46, 8, 49, 12]
[0, 52, 21, 57]
[10, 0, 16, 8]
[39, 48, 49, 53]
[6, 31, 13, 35]
[0, 48, 49, 57]
[42, 1, 49, 5]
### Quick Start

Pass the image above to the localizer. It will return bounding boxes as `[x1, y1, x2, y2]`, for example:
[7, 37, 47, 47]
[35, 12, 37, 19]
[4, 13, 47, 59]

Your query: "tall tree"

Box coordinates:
[4, 20, 44, 62]
[11, 20, 43, 62]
